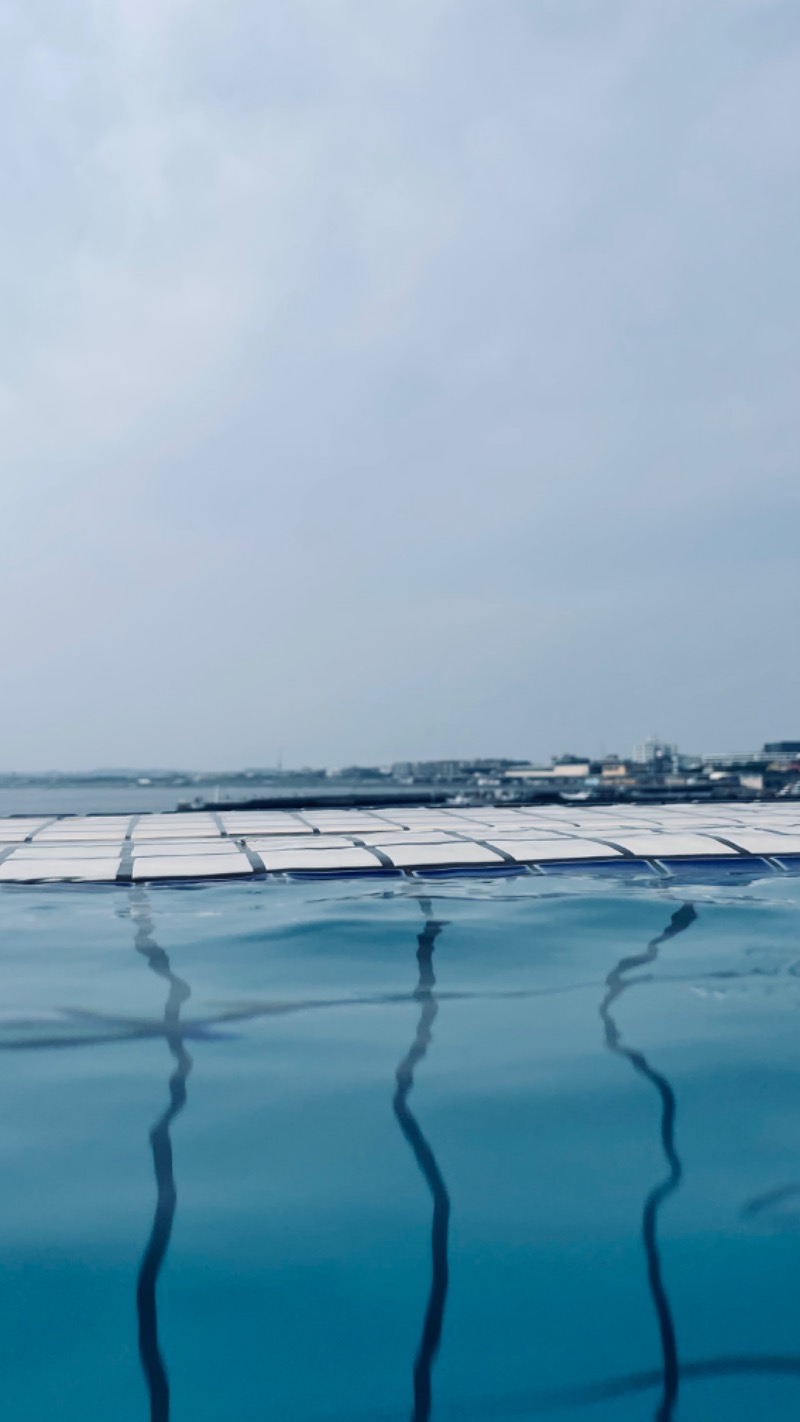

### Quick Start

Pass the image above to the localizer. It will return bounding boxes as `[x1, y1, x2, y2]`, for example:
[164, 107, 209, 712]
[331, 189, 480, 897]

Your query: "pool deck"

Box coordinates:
[0, 802, 798, 882]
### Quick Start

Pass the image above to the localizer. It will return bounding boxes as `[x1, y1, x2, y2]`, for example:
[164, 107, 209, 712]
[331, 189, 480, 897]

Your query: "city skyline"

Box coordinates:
[1, 734, 797, 780]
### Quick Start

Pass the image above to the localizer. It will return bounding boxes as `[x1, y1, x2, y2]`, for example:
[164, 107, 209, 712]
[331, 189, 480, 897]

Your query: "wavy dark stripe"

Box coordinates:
[394, 905, 451, 1422]
[598, 903, 697, 1422]
[132, 888, 192, 1422]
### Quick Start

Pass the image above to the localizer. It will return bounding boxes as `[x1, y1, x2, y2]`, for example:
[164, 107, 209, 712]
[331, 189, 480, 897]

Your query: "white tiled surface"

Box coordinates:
[246, 835, 359, 853]
[0, 803, 797, 881]
[357, 830, 469, 845]
[219, 815, 315, 836]
[485, 838, 623, 862]
[0, 857, 121, 882]
[379, 841, 506, 868]
[132, 853, 253, 880]
[12, 844, 123, 860]
[131, 840, 243, 858]
[588, 832, 739, 857]
[712, 830, 800, 855]
[0, 818, 53, 842]
[254, 846, 384, 872]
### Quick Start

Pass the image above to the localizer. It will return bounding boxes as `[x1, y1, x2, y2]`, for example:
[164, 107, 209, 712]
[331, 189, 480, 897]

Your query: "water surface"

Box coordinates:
[2, 870, 800, 1420]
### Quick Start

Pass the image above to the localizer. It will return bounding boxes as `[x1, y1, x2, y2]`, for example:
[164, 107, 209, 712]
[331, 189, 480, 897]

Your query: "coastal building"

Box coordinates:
[634, 738, 677, 766]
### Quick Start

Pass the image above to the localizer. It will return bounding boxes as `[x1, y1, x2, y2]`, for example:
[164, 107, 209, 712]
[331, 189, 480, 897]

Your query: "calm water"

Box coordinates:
[3, 869, 800, 1420]
[0, 781, 441, 817]
[0, 782, 316, 816]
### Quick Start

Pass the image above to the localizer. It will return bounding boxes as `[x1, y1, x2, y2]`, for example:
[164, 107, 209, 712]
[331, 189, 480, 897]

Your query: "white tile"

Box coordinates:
[132, 853, 253, 879]
[599, 833, 738, 857]
[12, 844, 122, 860]
[485, 829, 580, 842]
[48, 816, 130, 829]
[716, 831, 800, 855]
[508, 819, 579, 831]
[525, 818, 582, 829]
[372, 819, 449, 830]
[359, 831, 464, 846]
[246, 835, 355, 853]
[381, 841, 506, 868]
[487, 838, 622, 862]
[219, 810, 305, 822]
[134, 814, 218, 831]
[0, 858, 120, 882]
[634, 817, 730, 828]
[220, 816, 314, 835]
[440, 814, 496, 826]
[33, 831, 128, 844]
[129, 839, 243, 858]
[255, 846, 384, 872]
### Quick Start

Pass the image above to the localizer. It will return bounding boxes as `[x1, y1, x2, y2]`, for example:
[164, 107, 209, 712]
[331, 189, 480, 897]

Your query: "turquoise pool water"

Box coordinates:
[3, 869, 800, 1420]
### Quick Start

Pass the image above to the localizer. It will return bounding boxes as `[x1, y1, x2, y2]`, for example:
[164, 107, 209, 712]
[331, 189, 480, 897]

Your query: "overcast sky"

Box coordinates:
[1, 0, 798, 770]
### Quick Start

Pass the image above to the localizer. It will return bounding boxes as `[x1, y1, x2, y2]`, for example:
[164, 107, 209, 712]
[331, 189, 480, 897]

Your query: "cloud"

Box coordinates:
[0, 0, 798, 765]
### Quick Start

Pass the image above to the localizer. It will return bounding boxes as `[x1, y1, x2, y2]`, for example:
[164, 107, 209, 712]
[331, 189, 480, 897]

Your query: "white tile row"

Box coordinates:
[0, 803, 798, 880]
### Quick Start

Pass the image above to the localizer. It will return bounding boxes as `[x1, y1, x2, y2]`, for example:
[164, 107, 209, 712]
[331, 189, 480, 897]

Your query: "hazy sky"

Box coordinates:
[1, 0, 798, 770]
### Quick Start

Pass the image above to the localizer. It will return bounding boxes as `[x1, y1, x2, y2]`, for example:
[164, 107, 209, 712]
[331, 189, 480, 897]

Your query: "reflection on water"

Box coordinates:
[534, 901, 800, 1418]
[127, 889, 457, 1422]
[3, 879, 800, 1420]
[131, 889, 192, 1422]
[742, 1182, 800, 1225]
[393, 899, 451, 1422]
[599, 904, 696, 1422]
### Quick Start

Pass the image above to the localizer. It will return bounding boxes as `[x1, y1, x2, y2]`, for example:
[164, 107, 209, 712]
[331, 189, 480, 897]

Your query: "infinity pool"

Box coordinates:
[3, 870, 800, 1420]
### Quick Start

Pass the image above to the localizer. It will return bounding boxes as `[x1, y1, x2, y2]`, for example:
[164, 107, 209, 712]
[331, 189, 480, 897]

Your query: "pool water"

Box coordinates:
[3, 870, 800, 1421]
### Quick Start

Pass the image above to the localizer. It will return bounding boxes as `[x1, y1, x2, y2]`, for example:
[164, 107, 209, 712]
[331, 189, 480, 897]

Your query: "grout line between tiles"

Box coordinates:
[701, 834, 748, 855]
[237, 841, 266, 875]
[26, 817, 60, 841]
[470, 838, 518, 864]
[347, 837, 396, 869]
[116, 816, 141, 884]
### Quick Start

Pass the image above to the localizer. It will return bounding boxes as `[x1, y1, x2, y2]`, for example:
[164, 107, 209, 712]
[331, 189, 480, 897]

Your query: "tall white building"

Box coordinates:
[634, 737, 677, 765]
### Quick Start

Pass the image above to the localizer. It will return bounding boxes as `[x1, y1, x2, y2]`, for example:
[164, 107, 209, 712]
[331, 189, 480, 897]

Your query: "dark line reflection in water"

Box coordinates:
[131, 887, 192, 1422]
[9, 922, 793, 1058]
[394, 897, 451, 1422]
[599, 902, 697, 1422]
[0, 982, 599, 1053]
[742, 1182, 800, 1220]
[447, 899, 800, 1420]
[12, 886, 800, 1421]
